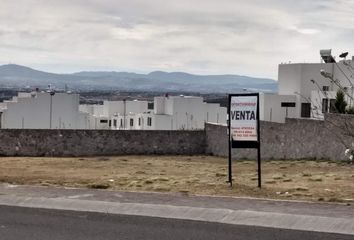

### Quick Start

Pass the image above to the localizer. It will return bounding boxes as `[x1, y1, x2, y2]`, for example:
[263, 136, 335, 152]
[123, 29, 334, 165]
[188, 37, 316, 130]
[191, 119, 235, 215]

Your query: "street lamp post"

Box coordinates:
[320, 69, 354, 101]
[49, 91, 55, 129]
[310, 79, 329, 113]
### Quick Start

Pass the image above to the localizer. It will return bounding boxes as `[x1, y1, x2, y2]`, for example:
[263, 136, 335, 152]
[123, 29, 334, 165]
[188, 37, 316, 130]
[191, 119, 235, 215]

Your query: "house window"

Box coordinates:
[100, 119, 108, 123]
[109, 120, 111, 127]
[138, 118, 141, 126]
[147, 117, 152, 126]
[301, 103, 311, 118]
[120, 119, 123, 127]
[113, 119, 117, 127]
[281, 102, 296, 107]
[130, 119, 134, 127]
[322, 86, 329, 91]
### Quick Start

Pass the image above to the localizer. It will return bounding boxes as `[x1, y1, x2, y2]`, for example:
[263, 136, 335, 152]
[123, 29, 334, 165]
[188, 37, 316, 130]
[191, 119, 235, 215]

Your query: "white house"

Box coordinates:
[0, 91, 90, 129]
[79, 100, 149, 129]
[262, 49, 354, 122]
[111, 95, 227, 130]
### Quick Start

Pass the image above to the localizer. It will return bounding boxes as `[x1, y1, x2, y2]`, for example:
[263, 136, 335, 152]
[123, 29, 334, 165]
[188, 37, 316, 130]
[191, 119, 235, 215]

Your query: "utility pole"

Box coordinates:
[49, 91, 55, 129]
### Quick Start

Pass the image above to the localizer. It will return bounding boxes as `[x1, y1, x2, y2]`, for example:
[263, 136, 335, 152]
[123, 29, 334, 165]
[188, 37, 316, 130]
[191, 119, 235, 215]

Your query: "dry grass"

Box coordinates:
[0, 156, 353, 203]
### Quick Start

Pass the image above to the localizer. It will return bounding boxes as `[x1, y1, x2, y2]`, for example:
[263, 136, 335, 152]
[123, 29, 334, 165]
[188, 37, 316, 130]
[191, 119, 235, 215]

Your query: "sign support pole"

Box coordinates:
[257, 95, 261, 188]
[228, 127, 232, 187]
[228, 96, 233, 187]
[257, 147, 261, 188]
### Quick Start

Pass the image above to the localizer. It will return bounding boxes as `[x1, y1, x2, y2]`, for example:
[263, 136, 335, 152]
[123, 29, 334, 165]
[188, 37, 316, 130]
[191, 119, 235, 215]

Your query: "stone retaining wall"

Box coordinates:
[0, 129, 205, 157]
[0, 113, 352, 160]
[205, 114, 354, 160]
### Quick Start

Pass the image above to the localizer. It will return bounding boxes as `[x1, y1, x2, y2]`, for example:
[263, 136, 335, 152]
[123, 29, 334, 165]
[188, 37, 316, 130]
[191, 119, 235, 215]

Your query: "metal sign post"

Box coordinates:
[228, 93, 261, 188]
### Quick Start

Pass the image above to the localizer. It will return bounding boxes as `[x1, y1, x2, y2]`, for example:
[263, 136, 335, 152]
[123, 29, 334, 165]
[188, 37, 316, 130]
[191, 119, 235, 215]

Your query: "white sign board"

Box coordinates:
[230, 96, 258, 141]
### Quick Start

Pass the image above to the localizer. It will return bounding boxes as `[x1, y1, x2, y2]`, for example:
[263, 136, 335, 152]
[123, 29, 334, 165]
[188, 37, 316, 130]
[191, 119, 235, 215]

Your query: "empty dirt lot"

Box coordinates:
[0, 156, 353, 203]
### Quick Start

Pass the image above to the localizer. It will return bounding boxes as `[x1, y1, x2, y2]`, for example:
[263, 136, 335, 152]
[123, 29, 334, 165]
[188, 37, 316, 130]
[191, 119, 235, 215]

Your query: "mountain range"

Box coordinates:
[0, 64, 277, 93]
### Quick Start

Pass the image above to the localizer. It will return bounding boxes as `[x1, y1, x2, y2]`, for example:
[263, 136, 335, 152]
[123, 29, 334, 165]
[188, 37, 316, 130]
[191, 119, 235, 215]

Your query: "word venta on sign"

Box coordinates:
[230, 96, 258, 141]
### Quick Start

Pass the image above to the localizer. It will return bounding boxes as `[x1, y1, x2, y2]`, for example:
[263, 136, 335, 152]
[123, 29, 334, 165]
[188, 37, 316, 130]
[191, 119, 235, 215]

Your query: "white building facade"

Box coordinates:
[0, 91, 89, 129]
[259, 93, 297, 123]
[262, 50, 354, 122]
[111, 95, 227, 130]
[79, 100, 149, 129]
[0, 92, 223, 130]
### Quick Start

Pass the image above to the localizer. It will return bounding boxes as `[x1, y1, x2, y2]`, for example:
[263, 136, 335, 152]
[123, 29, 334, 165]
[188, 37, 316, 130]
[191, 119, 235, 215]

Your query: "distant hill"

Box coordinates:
[0, 64, 277, 93]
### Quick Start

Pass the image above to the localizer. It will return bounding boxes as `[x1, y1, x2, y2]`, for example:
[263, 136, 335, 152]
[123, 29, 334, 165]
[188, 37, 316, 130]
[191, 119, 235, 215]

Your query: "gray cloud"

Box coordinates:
[0, 0, 353, 78]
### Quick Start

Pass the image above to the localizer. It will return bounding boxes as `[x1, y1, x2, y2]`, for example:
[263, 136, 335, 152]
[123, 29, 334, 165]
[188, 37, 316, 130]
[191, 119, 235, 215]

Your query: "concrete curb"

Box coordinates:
[0, 194, 353, 235]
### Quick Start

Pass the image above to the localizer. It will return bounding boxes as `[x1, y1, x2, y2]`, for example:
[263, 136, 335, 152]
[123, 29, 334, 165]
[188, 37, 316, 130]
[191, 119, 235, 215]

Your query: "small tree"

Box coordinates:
[335, 89, 347, 113]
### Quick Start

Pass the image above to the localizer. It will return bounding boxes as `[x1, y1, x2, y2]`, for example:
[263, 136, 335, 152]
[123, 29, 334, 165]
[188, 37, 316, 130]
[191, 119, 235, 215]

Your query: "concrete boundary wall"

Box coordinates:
[0, 114, 352, 160]
[206, 114, 353, 160]
[0, 129, 205, 157]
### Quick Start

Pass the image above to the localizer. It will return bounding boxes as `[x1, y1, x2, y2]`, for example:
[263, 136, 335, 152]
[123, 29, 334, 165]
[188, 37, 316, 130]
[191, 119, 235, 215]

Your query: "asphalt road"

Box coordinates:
[0, 205, 352, 240]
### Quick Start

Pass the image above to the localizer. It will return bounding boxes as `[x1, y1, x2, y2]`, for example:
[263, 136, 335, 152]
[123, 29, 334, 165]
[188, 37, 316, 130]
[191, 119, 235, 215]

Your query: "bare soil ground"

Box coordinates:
[0, 156, 353, 203]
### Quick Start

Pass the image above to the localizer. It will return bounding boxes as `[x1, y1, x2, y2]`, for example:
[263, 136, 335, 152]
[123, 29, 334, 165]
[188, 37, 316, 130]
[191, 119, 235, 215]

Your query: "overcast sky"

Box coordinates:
[0, 0, 353, 79]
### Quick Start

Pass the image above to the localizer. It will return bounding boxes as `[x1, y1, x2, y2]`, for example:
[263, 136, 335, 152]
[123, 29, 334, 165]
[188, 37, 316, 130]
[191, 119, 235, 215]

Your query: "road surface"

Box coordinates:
[0, 205, 352, 240]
